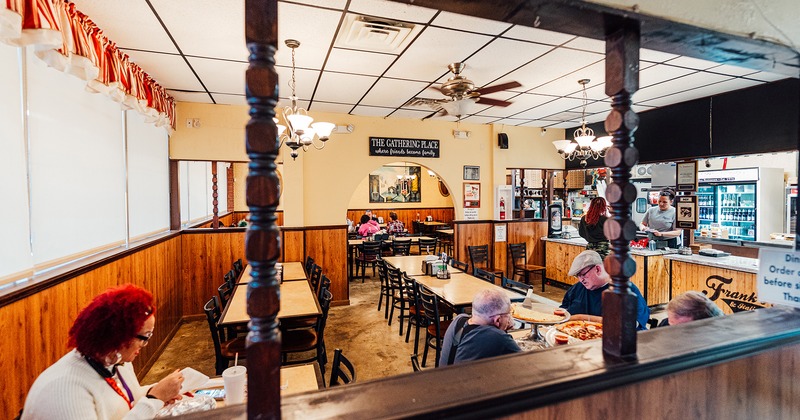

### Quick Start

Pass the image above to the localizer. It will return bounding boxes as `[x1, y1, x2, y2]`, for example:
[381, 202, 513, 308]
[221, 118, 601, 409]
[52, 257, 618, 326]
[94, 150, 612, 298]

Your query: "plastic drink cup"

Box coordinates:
[222, 366, 247, 404]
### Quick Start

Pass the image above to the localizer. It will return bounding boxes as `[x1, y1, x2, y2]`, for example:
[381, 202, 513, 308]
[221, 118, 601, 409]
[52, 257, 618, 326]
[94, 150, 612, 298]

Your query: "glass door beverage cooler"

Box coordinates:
[697, 168, 784, 242]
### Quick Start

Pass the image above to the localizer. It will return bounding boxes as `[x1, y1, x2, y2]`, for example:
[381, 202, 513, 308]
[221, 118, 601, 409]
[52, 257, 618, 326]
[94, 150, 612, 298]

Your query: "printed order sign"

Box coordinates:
[369, 137, 440, 158]
[757, 248, 800, 308]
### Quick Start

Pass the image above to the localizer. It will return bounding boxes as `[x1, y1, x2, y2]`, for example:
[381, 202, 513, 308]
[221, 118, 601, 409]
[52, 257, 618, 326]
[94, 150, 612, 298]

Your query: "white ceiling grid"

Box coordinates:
[70, 0, 788, 128]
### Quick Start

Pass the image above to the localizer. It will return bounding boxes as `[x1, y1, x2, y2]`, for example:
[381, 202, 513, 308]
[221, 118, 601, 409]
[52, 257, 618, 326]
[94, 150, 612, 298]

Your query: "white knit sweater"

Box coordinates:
[22, 349, 164, 419]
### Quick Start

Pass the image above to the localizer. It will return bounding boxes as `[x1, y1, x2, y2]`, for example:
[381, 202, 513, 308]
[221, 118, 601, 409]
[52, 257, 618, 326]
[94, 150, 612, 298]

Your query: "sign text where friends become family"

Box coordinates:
[369, 137, 440, 158]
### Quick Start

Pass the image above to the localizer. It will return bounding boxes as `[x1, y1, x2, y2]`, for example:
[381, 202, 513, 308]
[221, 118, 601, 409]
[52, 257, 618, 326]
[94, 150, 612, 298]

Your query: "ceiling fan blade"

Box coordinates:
[475, 97, 513, 107]
[421, 109, 446, 120]
[474, 81, 522, 95]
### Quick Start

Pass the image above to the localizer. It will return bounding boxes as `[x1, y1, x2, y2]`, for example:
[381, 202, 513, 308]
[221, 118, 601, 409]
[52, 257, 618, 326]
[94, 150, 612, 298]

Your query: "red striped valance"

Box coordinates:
[0, 0, 175, 131]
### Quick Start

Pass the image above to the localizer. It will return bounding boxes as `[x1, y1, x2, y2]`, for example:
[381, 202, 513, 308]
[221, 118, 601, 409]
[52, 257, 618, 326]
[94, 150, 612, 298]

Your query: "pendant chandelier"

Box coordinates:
[275, 39, 335, 160]
[552, 79, 612, 167]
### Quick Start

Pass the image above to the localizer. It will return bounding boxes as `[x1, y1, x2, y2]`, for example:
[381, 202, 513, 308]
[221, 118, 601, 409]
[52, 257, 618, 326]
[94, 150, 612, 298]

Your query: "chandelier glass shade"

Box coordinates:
[552, 79, 612, 167]
[275, 39, 335, 160]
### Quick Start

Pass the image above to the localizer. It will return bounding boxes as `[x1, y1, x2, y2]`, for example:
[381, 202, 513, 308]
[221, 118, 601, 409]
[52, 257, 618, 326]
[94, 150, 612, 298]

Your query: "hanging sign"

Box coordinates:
[369, 137, 440, 158]
[675, 195, 698, 229]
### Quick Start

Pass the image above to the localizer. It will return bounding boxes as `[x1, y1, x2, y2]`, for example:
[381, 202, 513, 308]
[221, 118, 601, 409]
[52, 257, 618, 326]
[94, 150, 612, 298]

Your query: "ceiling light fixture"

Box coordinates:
[552, 79, 612, 167]
[275, 39, 335, 160]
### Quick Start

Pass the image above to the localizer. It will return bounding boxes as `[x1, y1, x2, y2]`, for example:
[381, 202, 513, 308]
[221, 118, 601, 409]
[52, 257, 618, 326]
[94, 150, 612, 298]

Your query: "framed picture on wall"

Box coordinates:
[464, 182, 480, 208]
[463, 165, 480, 180]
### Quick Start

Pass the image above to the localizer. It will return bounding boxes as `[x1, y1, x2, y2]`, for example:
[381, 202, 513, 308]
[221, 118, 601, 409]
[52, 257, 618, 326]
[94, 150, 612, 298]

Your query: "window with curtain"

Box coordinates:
[126, 110, 169, 240]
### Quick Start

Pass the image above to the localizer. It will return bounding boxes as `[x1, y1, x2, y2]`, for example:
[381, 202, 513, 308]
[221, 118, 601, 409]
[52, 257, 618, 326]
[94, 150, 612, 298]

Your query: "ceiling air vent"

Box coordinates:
[336, 14, 415, 53]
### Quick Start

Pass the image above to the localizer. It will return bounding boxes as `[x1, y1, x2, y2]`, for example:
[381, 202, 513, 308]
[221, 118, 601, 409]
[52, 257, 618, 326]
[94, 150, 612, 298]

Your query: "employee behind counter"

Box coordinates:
[641, 191, 682, 248]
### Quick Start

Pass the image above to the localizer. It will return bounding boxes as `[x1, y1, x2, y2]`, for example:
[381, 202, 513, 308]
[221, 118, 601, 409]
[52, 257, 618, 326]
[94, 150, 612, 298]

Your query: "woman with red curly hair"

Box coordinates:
[23, 284, 184, 419]
[578, 197, 610, 258]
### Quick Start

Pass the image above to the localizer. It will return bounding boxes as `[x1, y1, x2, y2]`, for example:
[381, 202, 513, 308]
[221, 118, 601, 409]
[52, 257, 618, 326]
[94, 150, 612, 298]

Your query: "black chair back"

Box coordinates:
[501, 276, 531, 296]
[309, 264, 323, 294]
[392, 239, 412, 256]
[232, 258, 243, 277]
[318, 274, 331, 302]
[329, 348, 357, 387]
[203, 297, 226, 374]
[449, 259, 468, 272]
[508, 243, 528, 266]
[418, 285, 446, 367]
[224, 269, 236, 289]
[305, 256, 315, 275]
[418, 237, 438, 255]
[217, 282, 233, 308]
[474, 268, 496, 284]
[468, 244, 491, 276]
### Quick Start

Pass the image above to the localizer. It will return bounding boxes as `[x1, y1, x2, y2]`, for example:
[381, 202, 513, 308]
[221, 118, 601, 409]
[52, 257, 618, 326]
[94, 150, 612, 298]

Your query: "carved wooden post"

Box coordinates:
[602, 19, 640, 361]
[245, 0, 281, 418]
[211, 160, 219, 229]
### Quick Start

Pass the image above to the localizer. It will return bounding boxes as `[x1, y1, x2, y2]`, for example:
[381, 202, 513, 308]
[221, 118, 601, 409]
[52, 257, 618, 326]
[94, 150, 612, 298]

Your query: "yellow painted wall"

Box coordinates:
[171, 103, 566, 226]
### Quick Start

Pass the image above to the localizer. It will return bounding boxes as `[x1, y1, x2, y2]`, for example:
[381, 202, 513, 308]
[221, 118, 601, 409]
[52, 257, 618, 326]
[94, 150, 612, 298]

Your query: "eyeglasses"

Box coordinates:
[576, 265, 595, 279]
[136, 331, 153, 346]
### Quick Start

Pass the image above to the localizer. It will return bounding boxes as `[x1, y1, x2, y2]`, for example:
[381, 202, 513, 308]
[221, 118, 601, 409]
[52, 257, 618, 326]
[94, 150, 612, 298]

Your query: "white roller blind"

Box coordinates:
[188, 161, 210, 222]
[217, 162, 228, 214]
[126, 110, 169, 239]
[179, 161, 189, 225]
[0, 45, 33, 281]
[26, 50, 126, 265]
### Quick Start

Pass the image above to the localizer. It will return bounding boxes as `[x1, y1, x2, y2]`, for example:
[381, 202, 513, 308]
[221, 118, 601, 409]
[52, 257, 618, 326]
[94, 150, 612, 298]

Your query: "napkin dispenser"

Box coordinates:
[421, 256, 439, 274]
[425, 259, 448, 276]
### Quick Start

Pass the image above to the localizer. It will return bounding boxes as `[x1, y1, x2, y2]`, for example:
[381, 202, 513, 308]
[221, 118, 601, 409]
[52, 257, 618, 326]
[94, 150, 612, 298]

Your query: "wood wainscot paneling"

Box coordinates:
[544, 240, 584, 287]
[0, 237, 183, 420]
[282, 226, 349, 306]
[670, 260, 769, 314]
[347, 208, 454, 233]
[502, 220, 548, 275]
[630, 254, 670, 306]
[180, 230, 247, 316]
[453, 221, 493, 268]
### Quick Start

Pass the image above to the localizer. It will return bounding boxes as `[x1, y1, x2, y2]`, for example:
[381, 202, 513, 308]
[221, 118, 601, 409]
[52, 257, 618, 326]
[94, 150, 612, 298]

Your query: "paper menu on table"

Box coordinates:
[180, 367, 210, 393]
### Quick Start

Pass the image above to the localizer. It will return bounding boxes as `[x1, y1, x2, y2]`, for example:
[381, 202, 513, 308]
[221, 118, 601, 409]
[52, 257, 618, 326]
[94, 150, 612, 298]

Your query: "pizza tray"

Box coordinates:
[511, 302, 570, 326]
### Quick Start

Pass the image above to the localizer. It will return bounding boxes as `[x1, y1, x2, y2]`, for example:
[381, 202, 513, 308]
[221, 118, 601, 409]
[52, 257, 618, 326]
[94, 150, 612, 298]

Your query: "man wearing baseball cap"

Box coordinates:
[561, 250, 650, 330]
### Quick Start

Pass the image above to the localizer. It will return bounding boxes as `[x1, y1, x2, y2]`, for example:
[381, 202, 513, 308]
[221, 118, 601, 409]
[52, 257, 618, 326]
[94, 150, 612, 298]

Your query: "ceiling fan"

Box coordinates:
[405, 62, 522, 118]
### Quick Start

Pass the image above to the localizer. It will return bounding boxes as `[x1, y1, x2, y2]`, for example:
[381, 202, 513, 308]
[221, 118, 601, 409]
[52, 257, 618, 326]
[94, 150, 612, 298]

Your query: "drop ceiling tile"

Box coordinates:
[632, 104, 656, 113]
[665, 55, 719, 70]
[582, 113, 606, 124]
[315, 72, 378, 103]
[638, 77, 763, 107]
[460, 115, 500, 124]
[502, 25, 575, 46]
[352, 105, 395, 117]
[211, 94, 247, 106]
[288, 0, 347, 8]
[169, 91, 213, 103]
[391, 108, 435, 119]
[493, 118, 533, 126]
[536, 61, 606, 98]
[475, 93, 555, 118]
[187, 57, 248, 95]
[639, 64, 697, 88]
[121, 50, 204, 91]
[274, 66, 321, 100]
[308, 102, 353, 114]
[543, 111, 583, 122]
[275, 4, 342, 69]
[360, 77, 433, 108]
[639, 48, 679, 63]
[514, 97, 585, 119]
[745, 72, 790, 82]
[325, 49, 396, 76]
[276, 98, 310, 110]
[349, 0, 438, 24]
[516, 120, 548, 127]
[636, 71, 732, 102]
[385, 27, 492, 81]
[431, 11, 513, 35]
[563, 37, 605, 54]
[706, 63, 759, 77]
[505, 47, 603, 91]
[72, 0, 177, 53]
[545, 121, 582, 128]
[581, 100, 612, 114]
[150, 0, 247, 61]
[459, 38, 553, 88]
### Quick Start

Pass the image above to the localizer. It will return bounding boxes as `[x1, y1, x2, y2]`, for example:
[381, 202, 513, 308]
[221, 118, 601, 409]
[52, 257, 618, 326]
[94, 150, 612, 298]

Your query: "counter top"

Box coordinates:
[664, 253, 759, 274]
[694, 237, 793, 249]
[542, 236, 673, 257]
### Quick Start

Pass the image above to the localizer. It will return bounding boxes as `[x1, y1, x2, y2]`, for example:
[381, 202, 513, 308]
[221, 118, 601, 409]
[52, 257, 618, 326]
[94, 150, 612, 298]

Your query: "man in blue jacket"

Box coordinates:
[561, 250, 650, 330]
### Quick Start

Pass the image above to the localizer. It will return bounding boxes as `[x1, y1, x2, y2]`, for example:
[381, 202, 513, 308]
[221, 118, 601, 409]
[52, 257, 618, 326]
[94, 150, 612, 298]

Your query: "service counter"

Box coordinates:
[543, 237, 671, 306]
[664, 253, 770, 314]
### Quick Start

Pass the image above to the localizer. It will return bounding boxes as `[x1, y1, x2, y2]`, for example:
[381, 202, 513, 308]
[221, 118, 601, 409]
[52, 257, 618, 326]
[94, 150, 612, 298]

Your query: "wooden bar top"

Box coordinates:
[219, 281, 320, 325]
[415, 271, 519, 309]
[383, 255, 463, 276]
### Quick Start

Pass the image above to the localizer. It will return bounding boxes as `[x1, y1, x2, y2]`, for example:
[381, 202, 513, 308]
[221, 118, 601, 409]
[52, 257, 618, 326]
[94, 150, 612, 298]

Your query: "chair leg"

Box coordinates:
[434, 338, 441, 368]
[422, 336, 430, 367]
[398, 301, 405, 336]
[413, 322, 421, 355]
[377, 287, 383, 312]
[388, 298, 395, 326]
[384, 292, 390, 319]
[405, 315, 413, 343]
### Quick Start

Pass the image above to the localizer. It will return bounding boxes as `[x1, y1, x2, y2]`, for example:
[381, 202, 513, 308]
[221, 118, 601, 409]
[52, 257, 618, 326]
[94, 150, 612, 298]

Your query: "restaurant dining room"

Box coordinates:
[1, 0, 800, 419]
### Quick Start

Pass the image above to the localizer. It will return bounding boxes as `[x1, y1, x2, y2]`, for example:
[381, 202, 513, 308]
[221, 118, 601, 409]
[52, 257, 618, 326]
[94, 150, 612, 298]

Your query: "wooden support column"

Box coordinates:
[245, 0, 281, 418]
[602, 19, 640, 361]
[168, 160, 180, 230]
[211, 160, 219, 229]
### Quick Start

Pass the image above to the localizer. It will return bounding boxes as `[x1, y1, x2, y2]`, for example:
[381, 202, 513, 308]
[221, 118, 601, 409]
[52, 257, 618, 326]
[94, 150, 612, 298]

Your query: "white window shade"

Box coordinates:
[26, 51, 126, 266]
[179, 161, 189, 225]
[188, 161, 210, 222]
[126, 110, 169, 240]
[0, 45, 33, 282]
[217, 162, 228, 214]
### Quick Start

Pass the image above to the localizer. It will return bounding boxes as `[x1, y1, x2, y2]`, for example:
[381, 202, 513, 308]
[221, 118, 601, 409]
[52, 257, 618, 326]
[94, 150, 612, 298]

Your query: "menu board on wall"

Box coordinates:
[369, 137, 440, 158]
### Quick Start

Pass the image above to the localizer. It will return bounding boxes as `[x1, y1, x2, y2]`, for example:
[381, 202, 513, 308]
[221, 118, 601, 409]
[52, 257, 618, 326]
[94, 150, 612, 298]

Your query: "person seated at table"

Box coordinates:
[23, 284, 184, 419]
[439, 289, 520, 366]
[386, 211, 405, 235]
[357, 214, 380, 237]
[561, 250, 650, 330]
[659, 291, 724, 327]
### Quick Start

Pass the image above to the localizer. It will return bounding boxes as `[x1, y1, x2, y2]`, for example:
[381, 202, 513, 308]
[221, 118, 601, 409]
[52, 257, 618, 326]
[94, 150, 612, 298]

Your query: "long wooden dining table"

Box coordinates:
[219, 276, 321, 326]
[238, 262, 306, 284]
[382, 255, 463, 276]
[212, 361, 323, 407]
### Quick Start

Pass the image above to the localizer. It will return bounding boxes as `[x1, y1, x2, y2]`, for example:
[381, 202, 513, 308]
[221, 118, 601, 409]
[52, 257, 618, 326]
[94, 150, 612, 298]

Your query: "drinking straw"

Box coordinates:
[234, 352, 239, 367]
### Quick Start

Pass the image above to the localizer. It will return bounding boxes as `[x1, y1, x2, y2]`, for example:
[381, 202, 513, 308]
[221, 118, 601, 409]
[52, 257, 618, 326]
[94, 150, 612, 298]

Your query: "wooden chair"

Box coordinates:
[329, 348, 356, 387]
[501, 276, 531, 301]
[468, 244, 503, 279]
[474, 268, 498, 284]
[204, 296, 246, 375]
[508, 242, 546, 292]
[376, 259, 391, 319]
[449, 259, 468, 272]
[411, 354, 422, 372]
[391, 239, 412, 256]
[417, 237, 438, 255]
[387, 266, 411, 335]
[418, 285, 453, 368]
[435, 231, 453, 255]
[355, 241, 381, 280]
[282, 289, 333, 369]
